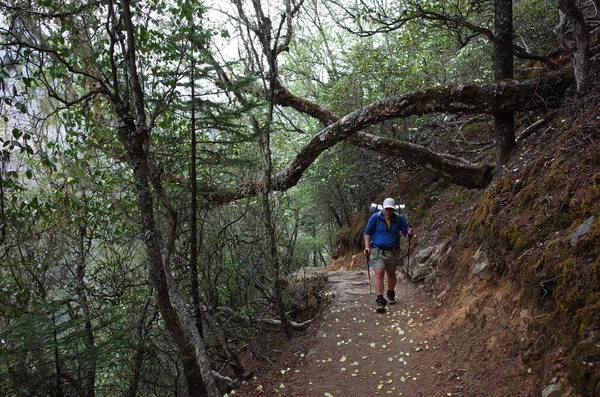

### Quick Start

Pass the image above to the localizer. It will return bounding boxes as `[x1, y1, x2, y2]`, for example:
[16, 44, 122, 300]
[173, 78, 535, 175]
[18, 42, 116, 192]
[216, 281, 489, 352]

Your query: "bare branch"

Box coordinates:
[347, 132, 494, 188]
[216, 306, 314, 331]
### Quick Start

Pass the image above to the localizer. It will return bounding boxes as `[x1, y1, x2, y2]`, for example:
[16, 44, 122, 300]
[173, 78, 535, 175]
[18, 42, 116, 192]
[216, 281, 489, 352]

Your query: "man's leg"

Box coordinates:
[386, 269, 397, 291]
[371, 252, 387, 312]
[385, 269, 397, 304]
[374, 268, 385, 296]
[374, 271, 387, 312]
[384, 251, 399, 304]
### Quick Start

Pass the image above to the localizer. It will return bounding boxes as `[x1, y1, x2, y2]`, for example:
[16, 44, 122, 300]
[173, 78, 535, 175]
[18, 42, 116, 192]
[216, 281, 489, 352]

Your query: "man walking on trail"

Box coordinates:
[364, 198, 413, 312]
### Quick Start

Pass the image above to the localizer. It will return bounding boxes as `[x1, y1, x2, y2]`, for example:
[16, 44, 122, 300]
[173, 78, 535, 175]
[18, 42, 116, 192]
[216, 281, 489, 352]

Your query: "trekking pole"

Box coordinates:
[403, 208, 411, 309]
[405, 237, 411, 309]
[365, 251, 372, 295]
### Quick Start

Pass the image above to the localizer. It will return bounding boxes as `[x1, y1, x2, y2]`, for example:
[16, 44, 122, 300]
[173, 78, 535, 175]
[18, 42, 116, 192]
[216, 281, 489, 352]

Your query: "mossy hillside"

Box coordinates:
[463, 104, 600, 394]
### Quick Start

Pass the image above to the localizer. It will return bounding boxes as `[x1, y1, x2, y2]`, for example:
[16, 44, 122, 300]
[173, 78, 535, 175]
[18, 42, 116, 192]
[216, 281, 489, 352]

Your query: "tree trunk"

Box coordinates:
[52, 313, 65, 397]
[493, 0, 515, 165]
[261, 105, 291, 339]
[556, 0, 591, 93]
[76, 215, 96, 397]
[119, 2, 218, 395]
[127, 295, 152, 397]
[190, 38, 204, 339]
[126, 139, 208, 397]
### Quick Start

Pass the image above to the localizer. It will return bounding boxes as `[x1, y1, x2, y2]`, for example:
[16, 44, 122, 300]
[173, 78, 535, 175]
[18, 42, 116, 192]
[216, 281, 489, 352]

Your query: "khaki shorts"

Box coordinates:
[369, 247, 400, 272]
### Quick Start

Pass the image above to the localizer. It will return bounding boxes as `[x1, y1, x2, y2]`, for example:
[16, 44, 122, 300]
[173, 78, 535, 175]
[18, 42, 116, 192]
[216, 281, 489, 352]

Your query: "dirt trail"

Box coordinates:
[237, 268, 469, 397]
[235, 265, 536, 397]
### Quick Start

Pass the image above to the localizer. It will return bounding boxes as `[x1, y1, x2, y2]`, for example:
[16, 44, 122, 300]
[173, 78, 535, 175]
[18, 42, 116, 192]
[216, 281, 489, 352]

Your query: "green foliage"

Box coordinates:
[0, 0, 579, 393]
[513, 0, 559, 56]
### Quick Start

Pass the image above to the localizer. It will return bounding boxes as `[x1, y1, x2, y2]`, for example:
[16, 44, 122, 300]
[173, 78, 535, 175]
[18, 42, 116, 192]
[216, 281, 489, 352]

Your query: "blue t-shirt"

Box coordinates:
[364, 211, 409, 250]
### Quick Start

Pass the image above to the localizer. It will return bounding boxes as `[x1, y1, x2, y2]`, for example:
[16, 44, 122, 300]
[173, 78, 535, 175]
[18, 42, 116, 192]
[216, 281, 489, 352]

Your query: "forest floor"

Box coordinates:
[233, 263, 537, 397]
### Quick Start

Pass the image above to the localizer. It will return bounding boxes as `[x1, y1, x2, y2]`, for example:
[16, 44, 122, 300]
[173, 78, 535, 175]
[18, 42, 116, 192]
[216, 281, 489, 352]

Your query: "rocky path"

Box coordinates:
[236, 268, 468, 396]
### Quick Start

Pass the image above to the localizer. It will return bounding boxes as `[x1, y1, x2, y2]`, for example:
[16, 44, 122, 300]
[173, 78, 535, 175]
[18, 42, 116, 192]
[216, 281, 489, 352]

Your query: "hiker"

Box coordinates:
[364, 198, 413, 312]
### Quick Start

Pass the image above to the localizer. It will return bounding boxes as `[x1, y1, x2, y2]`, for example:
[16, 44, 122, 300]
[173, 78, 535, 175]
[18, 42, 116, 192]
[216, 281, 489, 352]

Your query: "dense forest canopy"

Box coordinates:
[0, 0, 596, 395]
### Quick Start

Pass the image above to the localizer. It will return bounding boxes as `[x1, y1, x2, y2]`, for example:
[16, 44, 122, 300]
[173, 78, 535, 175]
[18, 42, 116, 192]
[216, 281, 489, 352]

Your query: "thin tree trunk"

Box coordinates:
[0, 158, 5, 245]
[189, 34, 204, 338]
[52, 313, 65, 397]
[220, 0, 292, 338]
[120, 2, 216, 395]
[76, 207, 96, 397]
[312, 226, 318, 268]
[262, 10, 291, 339]
[127, 294, 152, 397]
[260, 110, 290, 338]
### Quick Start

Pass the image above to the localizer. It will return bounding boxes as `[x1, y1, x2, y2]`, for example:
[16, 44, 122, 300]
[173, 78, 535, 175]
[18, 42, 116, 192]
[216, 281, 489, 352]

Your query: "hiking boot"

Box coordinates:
[375, 296, 387, 313]
[386, 291, 396, 305]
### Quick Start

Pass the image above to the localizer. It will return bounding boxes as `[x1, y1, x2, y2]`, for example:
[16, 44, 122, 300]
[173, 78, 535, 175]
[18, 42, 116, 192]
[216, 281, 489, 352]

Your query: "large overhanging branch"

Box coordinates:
[347, 133, 495, 188]
[200, 67, 574, 204]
